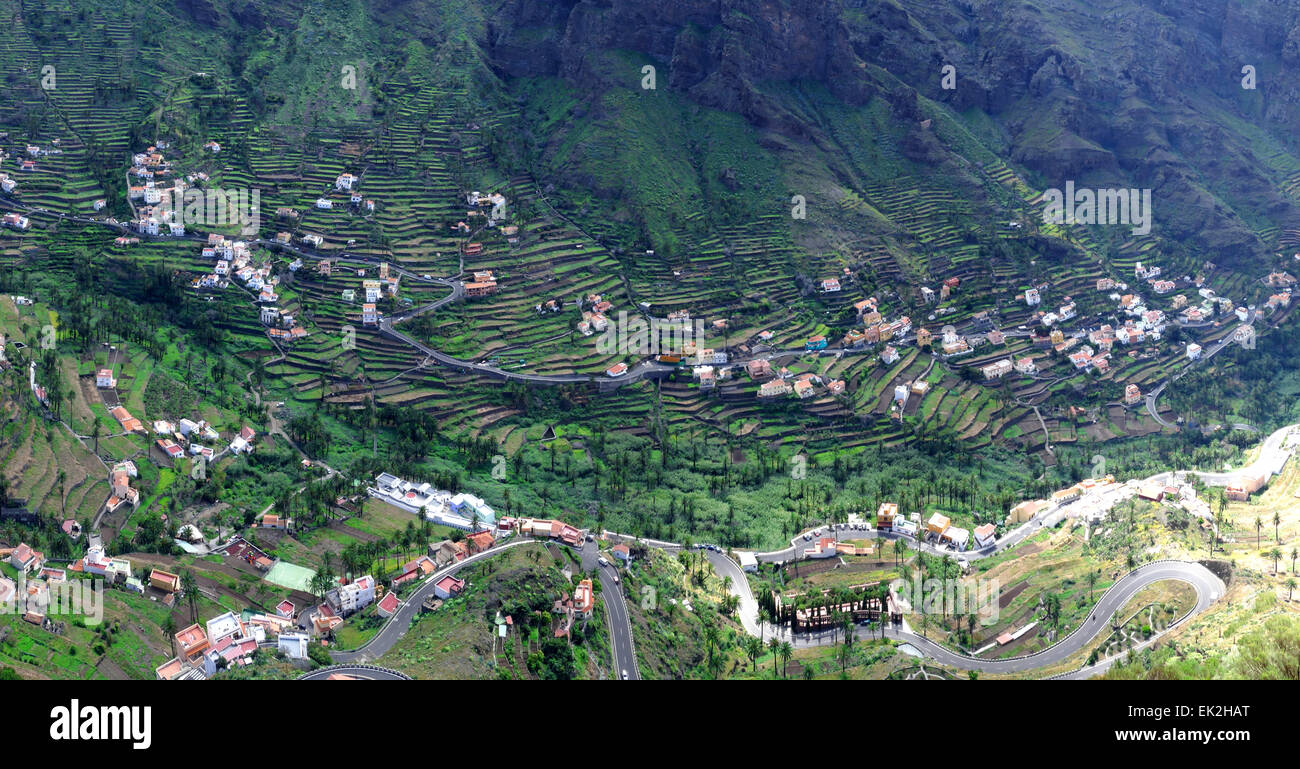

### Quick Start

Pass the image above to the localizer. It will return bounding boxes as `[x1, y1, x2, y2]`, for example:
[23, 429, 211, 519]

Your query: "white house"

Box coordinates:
[328, 575, 376, 615]
[449, 493, 495, 526]
[893, 384, 909, 409]
[95, 369, 116, 388]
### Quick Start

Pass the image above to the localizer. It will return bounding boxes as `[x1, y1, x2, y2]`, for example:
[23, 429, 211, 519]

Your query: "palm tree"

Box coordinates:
[57, 470, 66, 519]
[1255, 516, 1263, 550]
[1269, 547, 1283, 575]
[180, 570, 199, 621]
[163, 613, 176, 658]
[1274, 511, 1282, 543]
[1087, 568, 1098, 602]
[1291, 548, 1298, 575]
[745, 636, 762, 671]
[767, 637, 781, 676]
[778, 641, 793, 678]
[1286, 578, 1297, 602]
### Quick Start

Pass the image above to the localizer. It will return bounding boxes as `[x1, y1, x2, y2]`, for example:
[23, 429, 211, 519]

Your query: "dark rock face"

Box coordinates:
[475, 0, 1298, 264]
[488, 0, 875, 110]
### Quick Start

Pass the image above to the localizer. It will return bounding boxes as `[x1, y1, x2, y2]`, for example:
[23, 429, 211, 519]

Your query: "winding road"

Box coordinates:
[0, 194, 1269, 680]
[712, 552, 1223, 677]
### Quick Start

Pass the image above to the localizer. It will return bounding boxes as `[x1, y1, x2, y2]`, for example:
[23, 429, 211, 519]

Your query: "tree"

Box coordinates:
[779, 641, 793, 677]
[1255, 516, 1264, 550]
[1274, 511, 1282, 544]
[163, 613, 176, 658]
[745, 636, 762, 671]
[57, 469, 66, 519]
[180, 570, 199, 621]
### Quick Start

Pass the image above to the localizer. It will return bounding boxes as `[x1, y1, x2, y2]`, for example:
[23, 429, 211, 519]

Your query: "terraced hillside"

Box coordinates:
[1, 0, 1299, 470]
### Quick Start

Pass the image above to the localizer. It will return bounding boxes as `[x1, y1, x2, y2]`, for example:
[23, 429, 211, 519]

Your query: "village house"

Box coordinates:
[431, 539, 468, 566]
[573, 579, 595, 618]
[982, 359, 1013, 379]
[434, 575, 465, 600]
[1225, 470, 1269, 502]
[150, 569, 181, 593]
[1, 213, 30, 230]
[326, 575, 377, 615]
[174, 623, 210, 660]
[376, 592, 400, 619]
[893, 384, 910, 410]
[758, 380, 792, 398]
[1125, 383, 1142, 405]
[9, 543, 43, 574]
[465, 280, 496, 297]
[260, 514, 290, 530]
[362, 304, 379, 326]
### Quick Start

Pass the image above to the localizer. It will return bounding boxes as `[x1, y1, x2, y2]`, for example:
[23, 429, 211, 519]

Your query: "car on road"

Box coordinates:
[621, 669, 629, 680]
[598, 557, 609, 567]
[802, 533, 812, 541]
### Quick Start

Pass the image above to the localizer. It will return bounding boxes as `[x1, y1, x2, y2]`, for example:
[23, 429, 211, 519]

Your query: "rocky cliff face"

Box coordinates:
[479, 0, 1300, 264]
[488, 0, 874, 119]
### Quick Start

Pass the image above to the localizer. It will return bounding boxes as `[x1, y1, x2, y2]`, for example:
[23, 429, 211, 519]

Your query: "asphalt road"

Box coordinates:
[597, 561, 639, 680]
[329, 539, 532, 663]
[714, 547, 1224, 676]
[885, 561, 1224, 675]
[1145, 309, 1257, 428]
